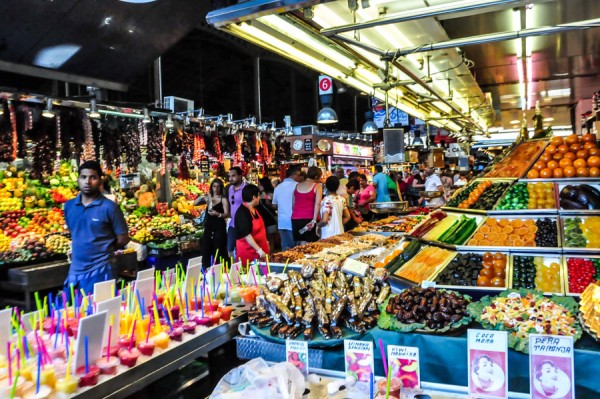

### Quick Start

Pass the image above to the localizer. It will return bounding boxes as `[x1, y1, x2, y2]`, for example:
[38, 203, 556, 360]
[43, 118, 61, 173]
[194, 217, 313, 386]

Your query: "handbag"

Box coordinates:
[194, 209, 207, 226]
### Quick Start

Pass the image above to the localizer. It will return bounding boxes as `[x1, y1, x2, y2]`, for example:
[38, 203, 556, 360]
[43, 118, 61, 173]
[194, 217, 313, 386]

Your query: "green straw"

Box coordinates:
[385, 367, 391, 399]
[70, 284, 75, 308]
[34, 292, 42, 314]
[9, 370, 20, 399]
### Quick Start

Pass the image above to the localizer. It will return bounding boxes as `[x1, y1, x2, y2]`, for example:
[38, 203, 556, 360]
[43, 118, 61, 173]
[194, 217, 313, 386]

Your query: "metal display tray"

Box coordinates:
[554, 179, 600, 215]
[369, 201, 408, 213]
[489, 181, 559, 216]
[560, 214, 600, 254]
[508, 252, 566, 296]
[561, 253, 600, 297]
[420, 211, 486, 246]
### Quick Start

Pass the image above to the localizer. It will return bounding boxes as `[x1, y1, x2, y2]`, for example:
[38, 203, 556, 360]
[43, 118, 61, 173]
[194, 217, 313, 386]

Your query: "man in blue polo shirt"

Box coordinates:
[64, 161, 130, 294]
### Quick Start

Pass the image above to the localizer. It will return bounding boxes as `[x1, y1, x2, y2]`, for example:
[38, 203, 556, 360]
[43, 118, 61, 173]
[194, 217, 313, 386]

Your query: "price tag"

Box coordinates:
[344, 340, 373, 382]
[387, 345, 420, 389]
[529, 335, 574, 399]
[286, 340, 309, 377]
[74, 311, 108, 371]
[341, 258, 369, 277]
[468, 329, 508, 398]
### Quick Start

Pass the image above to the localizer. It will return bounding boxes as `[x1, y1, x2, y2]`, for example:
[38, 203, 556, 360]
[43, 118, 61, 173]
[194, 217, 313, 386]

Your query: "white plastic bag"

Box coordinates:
[210, 358, 305, 399]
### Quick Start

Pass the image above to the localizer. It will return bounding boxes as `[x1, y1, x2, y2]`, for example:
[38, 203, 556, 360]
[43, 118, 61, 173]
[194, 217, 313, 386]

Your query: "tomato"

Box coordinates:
[570, 143, 582, 152]
[540, 153, 552, 163]
[565, 134, 580, 145]
[576, 167, 589, 177]
[589, 148, 600, 156]
[588, 155, 600, 168]
[557, 144, 569, 154]
[563, 166, 576, 177]
[545, 144, 557, 155]
[533, 161, 546, 171]
[552, 152, 563, 161]
[550, 136, 564, 146]
[581, 133, 595, 143]
[540, 168, 553, 178]
[583, 142, 597, 150]
[547, 160, 559, 170]
[563, 152, 576, 160]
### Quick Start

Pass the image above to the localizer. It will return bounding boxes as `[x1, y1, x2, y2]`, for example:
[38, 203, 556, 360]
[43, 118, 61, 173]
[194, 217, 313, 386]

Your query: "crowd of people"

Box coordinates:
[198, 165, 474, 267]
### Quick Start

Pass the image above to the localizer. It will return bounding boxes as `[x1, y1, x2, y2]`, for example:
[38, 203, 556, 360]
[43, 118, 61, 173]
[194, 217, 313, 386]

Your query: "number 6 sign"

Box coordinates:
[318, 75, 333, 95]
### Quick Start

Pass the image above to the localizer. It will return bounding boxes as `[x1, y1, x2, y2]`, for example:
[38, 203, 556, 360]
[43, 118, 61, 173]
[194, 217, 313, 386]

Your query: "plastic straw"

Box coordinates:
[250, 267, 259, 286]
[66, 347, 72, 380]
[9, 370, 19, 399]
[54, 310, 62, 349]
[184, 293, 190, 320]
[16, 348, 20, 371]
[145, 316, 152, 343]
[7, 342, 12, 385]
[369, 372, 374, 399]
[84, 336, 90, 374]
[214, 249, 220, 265]
[266, 254, 271, 274]
[205, 286, 213, 310]
[282, 259, 290, 274]
[106, 323, 113, 361]
[225, 283, 229, 306]
[136, 290, 144, 318]
[152, 301, 161, 334]
[378, 339, 388, 378]
[192, 278, 198, 312]
[69, 284, 75, 309]
[385, 367, 391, 399]
[129, 319, 137, 350]
[160, 305, 173, 331]
[36, 350, 41, 394]
[214, 282, 220, 299]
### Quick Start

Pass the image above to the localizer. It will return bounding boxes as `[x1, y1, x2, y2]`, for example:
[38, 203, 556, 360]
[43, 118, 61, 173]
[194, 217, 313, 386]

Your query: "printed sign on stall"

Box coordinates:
[344, 339, 374, 382]
[468, 329, 508, 399]
[286, 340, 309, 377]
[387, 345, 420, 389]
[529, 334, 574, 399]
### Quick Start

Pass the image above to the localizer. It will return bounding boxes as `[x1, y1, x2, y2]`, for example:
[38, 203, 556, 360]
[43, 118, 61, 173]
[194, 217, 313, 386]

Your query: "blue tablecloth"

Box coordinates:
[320, 327, 599, 397]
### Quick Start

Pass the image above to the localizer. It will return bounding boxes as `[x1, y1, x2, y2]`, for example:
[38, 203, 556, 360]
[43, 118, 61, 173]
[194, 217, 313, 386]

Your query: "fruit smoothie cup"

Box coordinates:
[152, 332, 170, 349]
[55, 376, 78, 395]
[96, 356, 119, 375]
[77, 365, 100, 387]
[181, 321, 197, 334]
[168, 327, 184, 342]
[208, 311, 221, 325]
[229, 287, 242, 303]
[118, 347, 140, 368]
[203, 298, 220, 312]
[219, 306, 233, 321]
[239, 287, 257, 305]
[118, 334, 136, 349]
[32, 365, 56, 388]
[28, 384, 52, 399]
[194, 316, 213, 327]
[47, 343, 66, 360]
[137, 340, 156, 356]
[377, 377, 402, 399]
[0, 376, 26, 398]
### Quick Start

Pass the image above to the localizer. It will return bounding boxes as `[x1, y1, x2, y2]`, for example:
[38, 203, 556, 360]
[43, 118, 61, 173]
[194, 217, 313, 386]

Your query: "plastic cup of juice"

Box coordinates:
[96, 356, 119, 375]
[152, 332, 170, 349]
[219, 306, 233, 321]
[55, 376, 78, 395]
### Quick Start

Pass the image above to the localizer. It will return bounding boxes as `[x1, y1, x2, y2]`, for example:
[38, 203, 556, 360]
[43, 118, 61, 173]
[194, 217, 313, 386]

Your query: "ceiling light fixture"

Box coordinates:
[142, 108, 151, 123]
[88, 98, 100, 119]
[42, 98, 55, 118]
[346, 133, 353, 141]
[317, 107, 338, 124]
[362, 110, 379, 134]
[412, 131, 424, 147]
[165, 114, 174, 129]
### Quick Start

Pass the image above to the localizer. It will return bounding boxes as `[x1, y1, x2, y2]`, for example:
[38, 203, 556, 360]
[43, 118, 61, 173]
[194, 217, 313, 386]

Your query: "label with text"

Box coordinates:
[387, 345, 420, 388]
[468, 329, 508, 398]
[344, 339, 374, 382]
[529, 334, 574, 399]
[286, 339, 309, 377]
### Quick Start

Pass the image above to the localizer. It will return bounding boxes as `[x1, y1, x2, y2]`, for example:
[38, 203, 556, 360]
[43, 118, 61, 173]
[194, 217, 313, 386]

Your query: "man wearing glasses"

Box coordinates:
[226, 167, 246, 258]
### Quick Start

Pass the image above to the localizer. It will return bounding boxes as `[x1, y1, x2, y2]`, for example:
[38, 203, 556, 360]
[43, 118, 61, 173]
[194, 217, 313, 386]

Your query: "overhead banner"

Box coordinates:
[318, 75, 333, 95]
[372, 98, 409, 128]
[333, 142, 373, 159]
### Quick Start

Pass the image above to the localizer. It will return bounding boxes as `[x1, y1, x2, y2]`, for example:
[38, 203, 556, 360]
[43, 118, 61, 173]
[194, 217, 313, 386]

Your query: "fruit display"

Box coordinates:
[467, 218, 538, 247]
[468, 289, 582, 353]
[45, 234, 71, 254]
[534, 218, 559, 247]
[526, 134, 600, 179]
[352, 215, 426, 233]
[446, 182, 480, 208]
[495, 182, 556, 210]
[394, 246, 454, 283]
[434, 252, 507, 288]
[378, 287, 471, 332]
[559, 184, 600, 210]
[485, 140, 547, 178]
[423, 214, 479, 245]
[452, 181, 511, 210]
[533, 257, 562, 293]
[475, 252, 507, 288]
[170, 178, 209, 201]
[408, 210, 447, 238]
[580, 281, 600, 338]
[380, 240, 422, 273]
[511, 256, 537, 290]
[563, 216, 600, 248]
[248, 268, 390, 341]
[566, 257, 600, 294]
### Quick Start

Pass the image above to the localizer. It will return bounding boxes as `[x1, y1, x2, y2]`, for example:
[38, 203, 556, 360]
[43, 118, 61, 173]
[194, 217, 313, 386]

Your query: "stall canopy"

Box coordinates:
[0, 0, 214, 91]
[207, 0, 600, 134]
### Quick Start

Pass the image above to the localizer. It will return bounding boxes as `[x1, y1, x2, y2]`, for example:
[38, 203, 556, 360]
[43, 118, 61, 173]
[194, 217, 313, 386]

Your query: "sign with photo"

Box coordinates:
[468, 329, 508, 399]
[529, 335, 574, 399]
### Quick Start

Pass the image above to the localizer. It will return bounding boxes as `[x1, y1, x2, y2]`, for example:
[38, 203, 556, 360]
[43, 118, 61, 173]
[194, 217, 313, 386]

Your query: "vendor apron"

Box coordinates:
[236, 206, 269, 267]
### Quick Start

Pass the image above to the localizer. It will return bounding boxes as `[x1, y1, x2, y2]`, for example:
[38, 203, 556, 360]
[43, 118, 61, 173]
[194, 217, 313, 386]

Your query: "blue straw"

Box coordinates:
[84, 336, 89, 374]
[136, 290, 144, 317]
[160, 305, 173, 331]
[185, 293, 190, 320]
[36, 351, 41, 394]
[369, 373, 374, 399]
[53, 311, 62, 349]
[193, 283, 198, 312]
[214, 282, 220, 299]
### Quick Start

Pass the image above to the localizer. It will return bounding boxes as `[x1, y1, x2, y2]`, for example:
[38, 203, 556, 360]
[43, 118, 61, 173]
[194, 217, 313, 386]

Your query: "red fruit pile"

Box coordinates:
[567, 258, 596, 293]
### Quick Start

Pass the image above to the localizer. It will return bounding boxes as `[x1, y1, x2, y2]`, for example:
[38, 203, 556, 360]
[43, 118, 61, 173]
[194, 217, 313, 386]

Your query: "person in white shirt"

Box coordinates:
[318, 177, 350, 239]
[424, 168, 445, 206]
[272, 165, 301, 250]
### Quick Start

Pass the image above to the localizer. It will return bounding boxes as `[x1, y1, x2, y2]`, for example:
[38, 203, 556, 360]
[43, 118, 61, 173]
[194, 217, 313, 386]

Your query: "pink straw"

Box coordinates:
[7, 342, 12, 385]
[106, 324, 112, 361]
[16, 348, 20, 371]
[205, 286, 213, 309]
[378, 338, 388, 378]
[129, 319, 137, 350]
[250, 267, 259, 286]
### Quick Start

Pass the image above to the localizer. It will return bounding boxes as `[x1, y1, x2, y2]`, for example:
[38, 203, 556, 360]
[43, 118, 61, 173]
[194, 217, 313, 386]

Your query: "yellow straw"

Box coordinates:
[266, 254, 271, 274]
[66, 349, 72, 380]
[152, 301, 161, 334]
[282, 259, 290, 274]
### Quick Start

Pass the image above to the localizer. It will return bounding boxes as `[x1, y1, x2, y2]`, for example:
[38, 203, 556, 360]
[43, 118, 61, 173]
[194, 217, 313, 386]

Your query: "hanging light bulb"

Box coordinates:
[338, 132, 345, 140]
[88, 98, 100, 119]
[249, 116, 256, 128]
[346, 133, 352, 141]
[226, 113, 233, 125]
[42, 98, 55, 118]
[198, 108, 205, 121]
[165, 114, 174, 129]
[142, 108, 151, 123]
[316, 107, 338, 124]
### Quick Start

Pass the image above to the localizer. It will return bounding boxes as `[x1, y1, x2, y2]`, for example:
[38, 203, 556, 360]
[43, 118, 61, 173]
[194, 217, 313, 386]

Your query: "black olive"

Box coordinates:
[406, 318, 416, 324]
[450, 314, 463, 322]
[433, 312, 443, 322]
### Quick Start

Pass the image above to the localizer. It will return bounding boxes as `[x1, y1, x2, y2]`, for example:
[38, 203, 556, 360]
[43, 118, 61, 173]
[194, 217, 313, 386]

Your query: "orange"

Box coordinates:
[547, 160, 559, 170]
[518, 227, 529, 235]
[557, 144, 569, 154]
[540, 153, 552, 163]
[558, 158, 573, 168]
[479, 240, 490, 246]
[540, 168, 553, 178]
[533, 161, 546, 171]
[545, 144, 557, 155]
[570, 143, 582, 152]
[576, 167, 589, 177]
[527, 224, 538, 233]
[486, 218, 498, 226]
[468, 239, 478, 246]
[474, 233, 485, 241]
[524, 219, 535, 227]
[491, 225, 502, 234]
[498, 232, 508, 241]
[576, 149, 590, 159]
[479, 226, 490, 234]
[573, 158, 587, 168]
[581, 133, 595, 143]
[563, 152, 576, 160]
[550, 136, 564, 146]
[589, 148, 599, 156]
[589, 167, 600, 177]
[525, 233, 535, 242]
[565, 134, 579, 145]
[511, 219, 524, 228]
[498, 219, 509, 227]
[553, 168, 564, 178]
[563, 166, 576, 177]
[503, 225, 513, 234]
[552, 152, 563, 161]
[527, 169, 540, 179]
[513, 239, 525, 247]
[588, 156, 600, 168]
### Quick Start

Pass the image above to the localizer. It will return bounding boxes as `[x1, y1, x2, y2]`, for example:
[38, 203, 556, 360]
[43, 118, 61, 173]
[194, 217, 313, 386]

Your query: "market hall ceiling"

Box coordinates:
[207, 0, 600, 132]
[0, 0, 216, 91]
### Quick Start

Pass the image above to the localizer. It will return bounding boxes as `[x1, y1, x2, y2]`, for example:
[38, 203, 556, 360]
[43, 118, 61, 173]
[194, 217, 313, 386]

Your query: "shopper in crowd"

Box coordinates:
[200, 178, 230, 269]
[297, 171, 306, 183]
[64, 161, 129, 295]
[271, 178, 281, 189]
[272, 165, 301, 250]
[335, 167, 348, 187]
[455, 172, 468, 187]
[398, 171, 411, 199]
[453, 170, 461, 184]
[441, 169, 454, 201]
[388, 171, 401, 202]
[348, 171, 360, 182]
[318, 177, 350, 239]
[234, 184, 269, 267]
[291, 166, 323, 244]
[371, 165, 391, 203]
[225, 167, 246, 258]
[257, 177, 278, 252]
[344, 179, 363, 230]
[424, 168, 445, 206]
[407, 169, 425, 206]
[356, 173, 376, 220]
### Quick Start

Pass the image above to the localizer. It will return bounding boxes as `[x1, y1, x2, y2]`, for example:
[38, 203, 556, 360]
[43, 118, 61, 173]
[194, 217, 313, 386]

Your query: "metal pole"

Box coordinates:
[254, 57, 262, 123]
[154, 57, 163, 107]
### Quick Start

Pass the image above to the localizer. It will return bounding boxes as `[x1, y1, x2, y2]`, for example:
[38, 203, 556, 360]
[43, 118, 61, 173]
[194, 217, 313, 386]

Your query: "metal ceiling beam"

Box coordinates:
[321, 0, 524, 37]
[383, 17, 600, 57]
[0, 60, 128, 92]
[206, 0, 330, 28]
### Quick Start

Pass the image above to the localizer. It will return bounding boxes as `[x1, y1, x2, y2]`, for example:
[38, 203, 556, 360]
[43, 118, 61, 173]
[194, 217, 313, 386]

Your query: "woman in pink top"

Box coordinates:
[291, 166, 323, 243]
[356, 173, 376, 221]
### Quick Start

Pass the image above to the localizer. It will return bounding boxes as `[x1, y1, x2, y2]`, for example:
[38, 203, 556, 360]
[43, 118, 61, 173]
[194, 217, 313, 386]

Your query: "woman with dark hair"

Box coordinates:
[258, 177, 278, 251]
[199, 178, 230, 269]
[291, 166, 323, 244]
[235, 184, 269, 267]
[356, 173, 376, 221]
[318, 177, 350, 239]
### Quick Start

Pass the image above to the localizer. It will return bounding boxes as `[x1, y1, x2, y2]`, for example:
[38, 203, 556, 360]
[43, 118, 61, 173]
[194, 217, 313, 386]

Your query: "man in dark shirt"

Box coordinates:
[64, 161, 130, 294]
